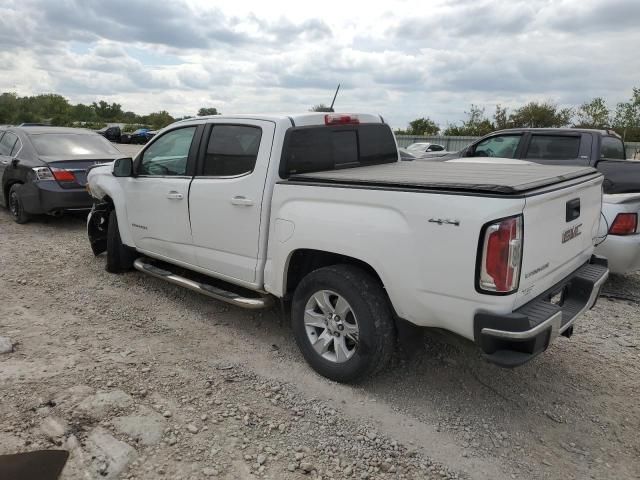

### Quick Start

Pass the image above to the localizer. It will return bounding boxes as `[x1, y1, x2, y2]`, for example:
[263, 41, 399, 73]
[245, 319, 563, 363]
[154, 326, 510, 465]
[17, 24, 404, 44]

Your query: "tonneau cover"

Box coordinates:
[288, 161, 600, 195]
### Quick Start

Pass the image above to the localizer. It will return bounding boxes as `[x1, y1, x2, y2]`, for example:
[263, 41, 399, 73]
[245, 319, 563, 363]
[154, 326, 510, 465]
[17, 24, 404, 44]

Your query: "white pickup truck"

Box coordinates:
[86, 113, 609, 382]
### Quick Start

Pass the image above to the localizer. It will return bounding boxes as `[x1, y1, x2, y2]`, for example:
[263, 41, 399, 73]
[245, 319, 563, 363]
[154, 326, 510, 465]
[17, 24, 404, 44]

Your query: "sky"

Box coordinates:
[0, 0, 638, 129]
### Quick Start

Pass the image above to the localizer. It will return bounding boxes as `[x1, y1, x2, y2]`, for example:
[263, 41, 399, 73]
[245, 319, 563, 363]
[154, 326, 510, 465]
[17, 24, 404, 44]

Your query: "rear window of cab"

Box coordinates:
[280, 124, 398, 177]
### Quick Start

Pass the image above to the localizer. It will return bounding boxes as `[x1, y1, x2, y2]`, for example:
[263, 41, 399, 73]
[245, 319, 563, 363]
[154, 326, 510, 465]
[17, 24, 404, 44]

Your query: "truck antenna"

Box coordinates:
[329, 84, 341, 112]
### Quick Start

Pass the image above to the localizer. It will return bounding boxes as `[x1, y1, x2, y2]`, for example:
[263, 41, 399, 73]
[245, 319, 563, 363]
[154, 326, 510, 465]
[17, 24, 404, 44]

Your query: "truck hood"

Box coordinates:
[86, 163, 114, 199]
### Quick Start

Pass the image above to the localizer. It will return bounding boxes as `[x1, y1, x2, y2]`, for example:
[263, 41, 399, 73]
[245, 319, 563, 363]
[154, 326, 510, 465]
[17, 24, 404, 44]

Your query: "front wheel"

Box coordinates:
[106, 211, 137, 273]
[291, 264, 396, 383]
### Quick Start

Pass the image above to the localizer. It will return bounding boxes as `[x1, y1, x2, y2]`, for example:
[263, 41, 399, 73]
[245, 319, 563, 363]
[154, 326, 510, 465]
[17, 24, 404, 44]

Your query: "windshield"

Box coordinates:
[407, 143, 427, 151]
[30, 133, 121, 156]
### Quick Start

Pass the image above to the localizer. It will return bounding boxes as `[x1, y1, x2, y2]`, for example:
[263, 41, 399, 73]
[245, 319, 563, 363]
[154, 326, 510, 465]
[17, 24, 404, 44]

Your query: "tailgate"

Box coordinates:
[516, 174, 604, 307]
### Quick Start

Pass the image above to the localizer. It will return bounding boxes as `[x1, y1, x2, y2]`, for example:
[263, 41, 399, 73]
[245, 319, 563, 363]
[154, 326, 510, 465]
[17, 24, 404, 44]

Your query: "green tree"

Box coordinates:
[574, 97, 610, 129]
[92, 100, 123, 122]
[508, 101, 573, 128]
[144, 110, 175, 130]
[443, 105, 494, 136]
[406, 117, 440, 135]
[0, 92, 19, 124]
[198, 107, 219, 116]
[494, 104, 509, 130]
[71, 103, 97, 123]
[309, 104, 334, 112]
[611, 88, 640, 141]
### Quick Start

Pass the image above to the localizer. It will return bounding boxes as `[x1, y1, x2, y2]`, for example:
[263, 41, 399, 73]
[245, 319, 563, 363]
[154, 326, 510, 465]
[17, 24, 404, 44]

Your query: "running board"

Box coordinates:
[133, 258, 273, 310]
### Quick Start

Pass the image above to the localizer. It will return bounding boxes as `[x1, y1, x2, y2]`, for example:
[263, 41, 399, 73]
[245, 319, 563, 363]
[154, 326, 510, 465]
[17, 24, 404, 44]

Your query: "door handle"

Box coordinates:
[231, 196, 254, 206]
[166, 191, 184, 200]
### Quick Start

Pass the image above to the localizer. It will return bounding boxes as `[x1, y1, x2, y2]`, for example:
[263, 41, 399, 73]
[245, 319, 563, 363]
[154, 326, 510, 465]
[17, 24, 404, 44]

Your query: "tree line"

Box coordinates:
[396, 87, 640, 141]
[0, 92, 220, 131]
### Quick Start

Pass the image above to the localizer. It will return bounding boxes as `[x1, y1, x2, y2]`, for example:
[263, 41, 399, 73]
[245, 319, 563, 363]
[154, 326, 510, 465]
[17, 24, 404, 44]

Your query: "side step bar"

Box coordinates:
[133, 258, 274, 310]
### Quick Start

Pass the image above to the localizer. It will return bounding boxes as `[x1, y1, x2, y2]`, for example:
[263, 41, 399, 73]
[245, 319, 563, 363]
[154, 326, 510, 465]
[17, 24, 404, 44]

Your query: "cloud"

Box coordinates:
[0, 0, 638, 129]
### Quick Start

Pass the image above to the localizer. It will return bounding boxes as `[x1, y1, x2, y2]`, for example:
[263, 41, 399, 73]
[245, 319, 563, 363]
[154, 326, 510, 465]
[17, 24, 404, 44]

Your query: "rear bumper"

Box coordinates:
[20, 181, 93, 214]
[474, 255, 609, 367]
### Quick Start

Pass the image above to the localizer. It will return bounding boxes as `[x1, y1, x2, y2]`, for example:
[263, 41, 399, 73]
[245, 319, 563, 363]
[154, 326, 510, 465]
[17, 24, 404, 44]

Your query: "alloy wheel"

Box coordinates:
[304, 290, 359, 363]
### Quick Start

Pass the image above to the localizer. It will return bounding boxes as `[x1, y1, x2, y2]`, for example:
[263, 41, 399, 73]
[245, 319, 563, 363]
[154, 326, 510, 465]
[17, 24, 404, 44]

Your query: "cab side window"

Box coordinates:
[139, 127, 196, 176]
[525, 135, 580, 160]
[601, 136, 625, 160]
[472, 135, 521, 158]
[202, 125, 262, 177]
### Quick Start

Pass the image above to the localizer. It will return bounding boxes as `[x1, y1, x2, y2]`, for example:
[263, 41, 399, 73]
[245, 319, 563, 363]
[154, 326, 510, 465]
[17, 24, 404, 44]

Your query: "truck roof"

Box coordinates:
[178, 112, 385, 127]
[495, 127, 620, 137]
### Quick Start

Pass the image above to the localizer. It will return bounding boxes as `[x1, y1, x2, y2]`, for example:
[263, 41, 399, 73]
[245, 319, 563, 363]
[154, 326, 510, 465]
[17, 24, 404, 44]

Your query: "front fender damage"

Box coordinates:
[87, 202, 111, 256]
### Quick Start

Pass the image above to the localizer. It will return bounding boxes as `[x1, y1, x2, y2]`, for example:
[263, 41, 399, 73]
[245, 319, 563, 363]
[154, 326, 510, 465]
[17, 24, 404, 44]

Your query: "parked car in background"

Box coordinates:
[96, 126, 122, 143]
[0, 126, 124, 223]
[424, 128, 640, 192]
[406, 142, 447, 154]
[398, 147, 421, 161]
[121, 128, 153, 144]
[86, 112, 608, 381]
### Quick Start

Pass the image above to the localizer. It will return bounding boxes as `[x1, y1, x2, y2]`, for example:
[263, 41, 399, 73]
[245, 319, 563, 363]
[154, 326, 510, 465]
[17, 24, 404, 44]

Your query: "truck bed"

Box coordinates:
[287, 161, 599, 195]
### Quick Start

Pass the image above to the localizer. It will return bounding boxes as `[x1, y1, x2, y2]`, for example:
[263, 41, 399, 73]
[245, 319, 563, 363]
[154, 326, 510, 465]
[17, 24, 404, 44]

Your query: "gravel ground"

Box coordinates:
[0, 161, 639, 479]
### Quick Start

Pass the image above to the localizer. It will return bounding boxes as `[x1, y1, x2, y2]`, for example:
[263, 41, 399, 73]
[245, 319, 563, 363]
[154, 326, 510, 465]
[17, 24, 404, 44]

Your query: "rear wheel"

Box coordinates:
[106, 211, 137, 273]
[291, 264, 396, 383]
[8, 184, 30, 224]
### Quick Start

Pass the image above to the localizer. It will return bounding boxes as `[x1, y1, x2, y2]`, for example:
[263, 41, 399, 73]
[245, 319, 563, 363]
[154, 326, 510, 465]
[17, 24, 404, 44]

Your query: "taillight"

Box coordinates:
[324, 114, 360, 125]
[50, 167, 77, 182]
[478, 215, 523, 293]
[609, 213, 638, 235]
[32, 167, 54, 181]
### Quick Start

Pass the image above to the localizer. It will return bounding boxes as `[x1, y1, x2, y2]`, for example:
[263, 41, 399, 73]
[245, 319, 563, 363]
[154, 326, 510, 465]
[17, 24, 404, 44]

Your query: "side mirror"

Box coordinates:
[11, 158, 19, 168]
[464, 147, 474, 157]
[112, 157, 133, 177]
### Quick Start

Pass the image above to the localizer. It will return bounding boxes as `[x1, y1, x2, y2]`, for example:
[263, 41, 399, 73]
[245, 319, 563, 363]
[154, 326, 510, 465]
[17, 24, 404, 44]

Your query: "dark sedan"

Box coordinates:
[96, 125, 122, 142]
[121, 128, 152, 144]
[0, 127, 124, 223]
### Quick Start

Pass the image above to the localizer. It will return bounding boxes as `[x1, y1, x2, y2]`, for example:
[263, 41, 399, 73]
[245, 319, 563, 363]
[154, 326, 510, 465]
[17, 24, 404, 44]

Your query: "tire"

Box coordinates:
[291, 264, 396, 383]
[106, 210, 137, 273]
[8, 184, 30, 224]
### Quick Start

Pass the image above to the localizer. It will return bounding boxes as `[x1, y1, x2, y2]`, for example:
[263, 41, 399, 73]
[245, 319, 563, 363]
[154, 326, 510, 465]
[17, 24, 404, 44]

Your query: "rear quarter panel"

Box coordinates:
[265, 183, 526, 339]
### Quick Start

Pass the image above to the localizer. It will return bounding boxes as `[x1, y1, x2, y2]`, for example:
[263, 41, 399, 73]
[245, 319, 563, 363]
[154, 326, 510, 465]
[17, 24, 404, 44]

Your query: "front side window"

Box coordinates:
[139, 127, 196, 176]
[473, 135, 521, 158]
[601, 136, 625, 160]
[525, 135, 580, 160]
[428, 144, 445, 151]
[0, 132, 18, 156]
[202, 125, 262, 176]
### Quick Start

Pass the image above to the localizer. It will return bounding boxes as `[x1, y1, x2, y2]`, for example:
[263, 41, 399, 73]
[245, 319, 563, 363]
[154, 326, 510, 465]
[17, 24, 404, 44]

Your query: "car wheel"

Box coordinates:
[8, 184, 30, 224]
[106, 210, 137, 273]
[291, 264, 396, 383]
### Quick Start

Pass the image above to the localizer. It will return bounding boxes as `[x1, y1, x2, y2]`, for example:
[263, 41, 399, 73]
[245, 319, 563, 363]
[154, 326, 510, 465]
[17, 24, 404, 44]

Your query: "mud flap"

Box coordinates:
[87, 203, 110, 255]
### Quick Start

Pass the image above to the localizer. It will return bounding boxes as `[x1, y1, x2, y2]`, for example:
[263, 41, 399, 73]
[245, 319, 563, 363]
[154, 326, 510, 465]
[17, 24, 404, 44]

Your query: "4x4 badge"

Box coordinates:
[562, 223, 582, 244]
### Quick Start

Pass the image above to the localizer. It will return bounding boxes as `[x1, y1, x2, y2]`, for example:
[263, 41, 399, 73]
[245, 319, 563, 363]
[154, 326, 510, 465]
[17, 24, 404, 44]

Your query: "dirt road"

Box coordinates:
[0, 206, 638, 479]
